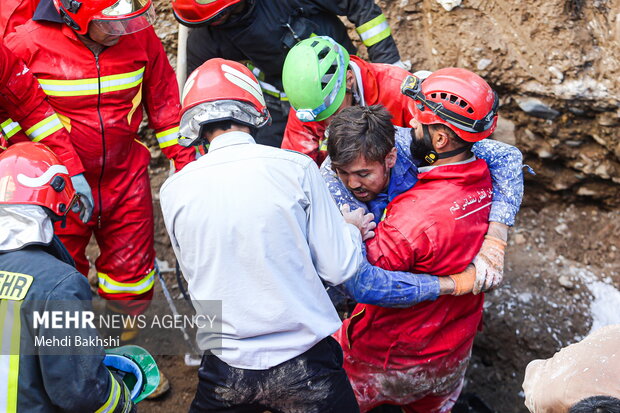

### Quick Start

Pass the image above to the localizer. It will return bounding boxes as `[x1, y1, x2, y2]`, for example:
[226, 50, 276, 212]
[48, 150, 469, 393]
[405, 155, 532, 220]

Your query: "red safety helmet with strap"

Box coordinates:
[0, 142, 79, 217]
[52, 0, 156, 35]
[172, 0, 243, 26]
[401, 67, 499, 143]
[179, 58, 270, 146]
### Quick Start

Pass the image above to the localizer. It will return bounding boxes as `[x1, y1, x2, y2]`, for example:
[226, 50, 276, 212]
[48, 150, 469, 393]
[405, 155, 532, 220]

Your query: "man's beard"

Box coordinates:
[410, 128, 435, 166]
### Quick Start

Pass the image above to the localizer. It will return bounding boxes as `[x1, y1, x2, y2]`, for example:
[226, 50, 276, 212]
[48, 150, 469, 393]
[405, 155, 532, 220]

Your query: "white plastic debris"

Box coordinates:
[436, 0, 462, 11]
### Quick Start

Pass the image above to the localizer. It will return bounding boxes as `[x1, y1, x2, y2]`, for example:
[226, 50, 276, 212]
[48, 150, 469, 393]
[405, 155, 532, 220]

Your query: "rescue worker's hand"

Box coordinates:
[70, 173, 94, 224]
[472, 234, 507, 294]
[448, 264, 476, 296]
[340, 204, 376, 241]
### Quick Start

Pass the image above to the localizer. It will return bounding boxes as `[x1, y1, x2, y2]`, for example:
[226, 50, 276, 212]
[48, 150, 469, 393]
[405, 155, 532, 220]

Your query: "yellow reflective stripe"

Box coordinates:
[7, 302, 21, 413]
[156, 127, 180, 149]
[0, 300, 22, 413]
[39, 67, 145, 97]
[98, 269, 155, 295]
[95, 371, 122, 413]
[1, 119, 22, 139]
[25, 114, 63, 143]
[356, 14, 391, 47]
[319, 137, 328, 152]
[248, 66, 288, 101]
[0, 301, 9, 413]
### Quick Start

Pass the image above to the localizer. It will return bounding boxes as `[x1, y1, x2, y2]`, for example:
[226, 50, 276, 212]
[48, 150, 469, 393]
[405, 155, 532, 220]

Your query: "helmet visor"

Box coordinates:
[91, 4, 156, 35]
[179, 100, 270, 146]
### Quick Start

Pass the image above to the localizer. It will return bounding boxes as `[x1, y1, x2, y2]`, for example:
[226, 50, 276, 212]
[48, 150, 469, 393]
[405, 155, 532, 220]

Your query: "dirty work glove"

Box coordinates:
[391, 60, 412, 71]
[340, 204, 376, 241]
[472, 235, 507, 294]
[70, 173, 93, 224]
[448, 264, 476, 296]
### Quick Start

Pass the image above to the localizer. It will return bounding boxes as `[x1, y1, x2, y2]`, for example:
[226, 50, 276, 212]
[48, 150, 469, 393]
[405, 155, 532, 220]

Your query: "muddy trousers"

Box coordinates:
[189, 336, 360, 413]
[55, 151, 155, 316]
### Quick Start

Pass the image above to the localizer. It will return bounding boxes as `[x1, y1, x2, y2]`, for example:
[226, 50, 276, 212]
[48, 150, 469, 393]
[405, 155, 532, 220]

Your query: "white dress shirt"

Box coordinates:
[160, 131, 363, 369]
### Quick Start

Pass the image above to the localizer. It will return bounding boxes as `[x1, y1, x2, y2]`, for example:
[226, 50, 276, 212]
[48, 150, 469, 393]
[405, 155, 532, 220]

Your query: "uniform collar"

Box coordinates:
[33, 0, 63, 24]
[34, 0, 82, 42]
[208, 131, 256, 152]
[417, 156, 477, 173]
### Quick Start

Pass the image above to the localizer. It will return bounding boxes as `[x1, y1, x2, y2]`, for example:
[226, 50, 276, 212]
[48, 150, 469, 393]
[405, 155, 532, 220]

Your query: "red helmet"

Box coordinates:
[172, 0, 243, 26]
[0, 142, 78, 217]
[179, 58, 270, 146]
[52, 0, 156, 35]
[401, 68, 499, 142]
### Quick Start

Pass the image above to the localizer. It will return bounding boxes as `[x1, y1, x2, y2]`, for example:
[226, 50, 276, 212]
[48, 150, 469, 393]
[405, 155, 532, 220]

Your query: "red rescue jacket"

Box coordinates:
[5, 21, 194, 175]
[281, 55, 412, 164]
[0, 0, 38, 39]
[341, 159, 492, 372]
[0, 42, 83, 174]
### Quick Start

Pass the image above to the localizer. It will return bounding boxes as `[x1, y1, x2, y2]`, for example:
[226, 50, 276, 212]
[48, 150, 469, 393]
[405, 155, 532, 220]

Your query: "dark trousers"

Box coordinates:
[189, 336, 360, 413]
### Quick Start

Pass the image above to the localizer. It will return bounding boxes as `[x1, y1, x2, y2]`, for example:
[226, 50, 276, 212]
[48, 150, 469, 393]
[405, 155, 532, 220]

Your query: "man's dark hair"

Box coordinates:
[327, 105, 395, 168]
[200, 120, 256, 140]
[570, 396, 620, 413]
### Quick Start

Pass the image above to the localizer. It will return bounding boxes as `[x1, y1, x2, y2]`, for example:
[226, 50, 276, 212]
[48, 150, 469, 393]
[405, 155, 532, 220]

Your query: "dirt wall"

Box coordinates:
[381, 0, 620, 207]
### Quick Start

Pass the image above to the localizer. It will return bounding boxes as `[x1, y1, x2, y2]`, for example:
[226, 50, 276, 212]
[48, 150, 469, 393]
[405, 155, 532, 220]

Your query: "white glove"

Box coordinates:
[472, 235, 507, 294]
[413, 70, 433, 80]
[340, 204, 376, 241]
[70, 173, 93, 224]
[391, 59, 412, 71]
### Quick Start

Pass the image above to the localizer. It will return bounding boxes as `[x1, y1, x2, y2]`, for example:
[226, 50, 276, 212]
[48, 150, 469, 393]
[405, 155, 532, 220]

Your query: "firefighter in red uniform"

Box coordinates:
[0, 0, 39, 39]
[4, 0, 196, 318]
[335, 69, 501, 412]
[281, 36, 413, 165]
[0, 41, 93, 224]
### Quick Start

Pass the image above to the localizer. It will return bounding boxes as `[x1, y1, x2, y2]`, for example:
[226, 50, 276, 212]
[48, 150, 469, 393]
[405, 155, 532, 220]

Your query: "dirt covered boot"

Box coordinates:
[146, 370, 170, 399]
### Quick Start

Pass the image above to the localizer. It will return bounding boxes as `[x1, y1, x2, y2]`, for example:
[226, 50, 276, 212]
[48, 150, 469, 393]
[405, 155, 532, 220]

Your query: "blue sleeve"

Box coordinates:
[320, 157, 369, 212]
[472, 139, 524, 226]
[337, 246, 440, 307]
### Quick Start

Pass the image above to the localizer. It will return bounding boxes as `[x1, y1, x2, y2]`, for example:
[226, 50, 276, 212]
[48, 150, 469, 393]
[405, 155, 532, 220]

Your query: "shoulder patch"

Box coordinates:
[0, 271, 34, 301]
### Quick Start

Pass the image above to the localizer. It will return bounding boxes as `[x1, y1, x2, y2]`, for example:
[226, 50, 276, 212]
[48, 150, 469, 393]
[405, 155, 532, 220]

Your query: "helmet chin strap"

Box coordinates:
[422, 124, 470, 165]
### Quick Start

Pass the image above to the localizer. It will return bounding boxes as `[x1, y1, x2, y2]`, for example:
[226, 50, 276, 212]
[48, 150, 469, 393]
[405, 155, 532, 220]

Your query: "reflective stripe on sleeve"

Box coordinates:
[155, 127, 180, 149]
[0, 299, 23, 413]
[98, 269, 155, 295]
[356, 14, 391, 47]
[249, 66, 288, 101]
[1, 118, 22, 139]
[38, 67, 145, 97]
[95, 370, 122, 413]
[25, 114, 64, 143]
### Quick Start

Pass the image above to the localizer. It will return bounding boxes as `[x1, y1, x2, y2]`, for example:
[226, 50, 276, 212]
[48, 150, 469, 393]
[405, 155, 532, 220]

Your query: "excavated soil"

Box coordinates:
[109, 1, 620, 411]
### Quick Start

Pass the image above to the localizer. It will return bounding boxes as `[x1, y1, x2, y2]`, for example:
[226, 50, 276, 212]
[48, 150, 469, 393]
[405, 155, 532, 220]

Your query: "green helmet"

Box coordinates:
[104, 345, 160, 403]
[282, 36, 350, 122]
